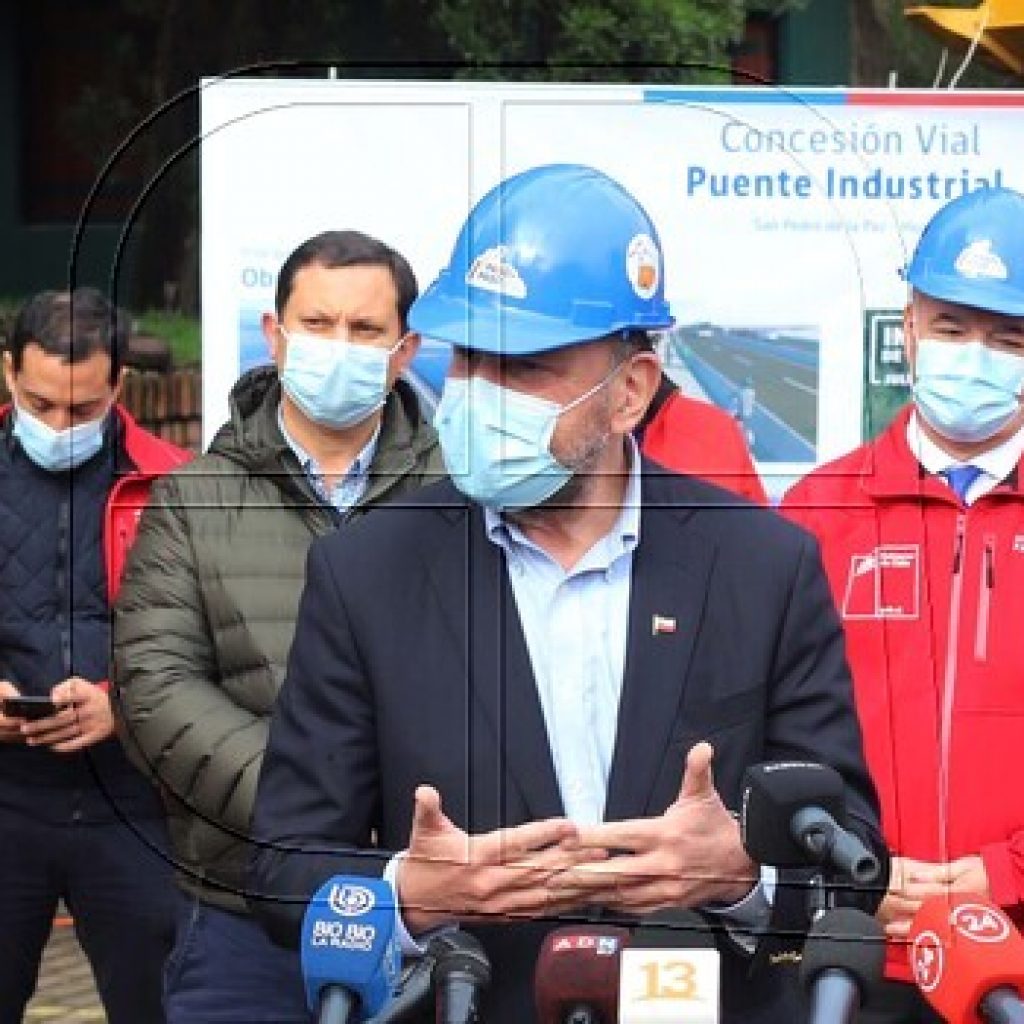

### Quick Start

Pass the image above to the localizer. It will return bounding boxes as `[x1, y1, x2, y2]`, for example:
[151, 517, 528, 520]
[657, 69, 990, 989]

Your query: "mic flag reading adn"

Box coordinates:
[534, 924, 630, 1024]
[740, 762, 881, 884]
[910, 895, 1024, 1024]
[800, 907, 885, 1024]
[300, 876, 400, 1024]
[618, 909, 720, 1024]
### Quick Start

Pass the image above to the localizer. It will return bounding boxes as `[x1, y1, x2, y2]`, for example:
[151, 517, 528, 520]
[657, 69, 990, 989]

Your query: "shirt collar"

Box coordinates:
[277, 403, 380, 485]
[484, 437, 642, 569]
[906, 410, 1024, 483]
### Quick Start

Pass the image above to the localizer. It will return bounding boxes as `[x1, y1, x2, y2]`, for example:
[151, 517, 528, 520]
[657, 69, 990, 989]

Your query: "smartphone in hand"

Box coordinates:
[2, 695, 60, 720]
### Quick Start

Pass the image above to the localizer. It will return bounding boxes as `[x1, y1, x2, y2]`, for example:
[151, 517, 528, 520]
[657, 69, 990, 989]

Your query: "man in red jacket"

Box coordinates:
[782, 186, 1024, 1023]
[0, 288, 189, 1023]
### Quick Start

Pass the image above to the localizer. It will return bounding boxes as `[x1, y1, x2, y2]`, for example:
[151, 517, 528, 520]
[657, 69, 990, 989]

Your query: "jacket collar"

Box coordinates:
[861, 405, 1024, 502]
[114, 404, 190, 474]
[209, 367, 438, 509]
[417, 461, 717, 822]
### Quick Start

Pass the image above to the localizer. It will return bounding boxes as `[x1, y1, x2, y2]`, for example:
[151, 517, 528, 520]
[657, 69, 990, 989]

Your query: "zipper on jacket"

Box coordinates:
[56, 497, 71, 676]
[974, 536, 995, 663]
[938, 516, 966, 858]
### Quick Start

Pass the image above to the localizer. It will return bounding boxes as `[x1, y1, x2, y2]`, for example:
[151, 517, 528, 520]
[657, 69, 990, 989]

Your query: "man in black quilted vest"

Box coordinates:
[0, 289, 188, 1024]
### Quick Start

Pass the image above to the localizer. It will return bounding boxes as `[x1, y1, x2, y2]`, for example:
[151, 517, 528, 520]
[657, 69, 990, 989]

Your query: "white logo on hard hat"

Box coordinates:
[954, 240, 1009, 281]
[466, 245, 527, 300]
[625, 234, 660, 300]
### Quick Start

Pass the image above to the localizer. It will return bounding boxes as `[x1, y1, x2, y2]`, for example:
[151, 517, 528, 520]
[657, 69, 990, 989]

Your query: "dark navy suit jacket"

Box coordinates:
[249, 466, 886, 1024]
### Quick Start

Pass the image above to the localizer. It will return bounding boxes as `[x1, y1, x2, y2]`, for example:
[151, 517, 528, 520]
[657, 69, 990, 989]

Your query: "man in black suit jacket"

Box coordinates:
[249, 164, 886, 1023]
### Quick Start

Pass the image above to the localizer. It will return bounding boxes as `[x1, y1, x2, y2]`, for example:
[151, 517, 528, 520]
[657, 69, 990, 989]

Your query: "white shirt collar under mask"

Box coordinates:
[279, 328, 406, 430]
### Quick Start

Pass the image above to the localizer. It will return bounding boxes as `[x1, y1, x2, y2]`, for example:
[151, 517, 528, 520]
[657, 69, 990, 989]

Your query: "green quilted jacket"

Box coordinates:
[112, 365, 442, 911]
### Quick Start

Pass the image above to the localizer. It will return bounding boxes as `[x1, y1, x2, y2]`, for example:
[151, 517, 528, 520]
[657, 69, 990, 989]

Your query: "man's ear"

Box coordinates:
[110, 365, 127, 405]
[611, 350, 662, 435]
[2, 351, 14, 399]
[390, 331, 421, 383]
[263, 312, 285, 367]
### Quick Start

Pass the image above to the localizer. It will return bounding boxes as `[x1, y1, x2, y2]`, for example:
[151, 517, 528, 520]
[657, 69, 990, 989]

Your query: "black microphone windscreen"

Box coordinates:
[433, 931, 492, 988]
[741, 762, 846, 866]
[799, 907, 885, 1000]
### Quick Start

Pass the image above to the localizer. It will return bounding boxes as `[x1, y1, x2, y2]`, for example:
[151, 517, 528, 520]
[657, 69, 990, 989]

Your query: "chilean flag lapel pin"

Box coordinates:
[651, 614, 677, 636]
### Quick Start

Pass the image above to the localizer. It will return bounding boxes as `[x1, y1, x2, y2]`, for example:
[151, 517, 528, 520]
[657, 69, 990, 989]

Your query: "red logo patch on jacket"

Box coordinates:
[842, 545, 920, 620]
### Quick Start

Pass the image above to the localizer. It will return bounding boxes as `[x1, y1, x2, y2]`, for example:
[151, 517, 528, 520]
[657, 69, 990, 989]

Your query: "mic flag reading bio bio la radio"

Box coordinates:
[534, 924, 631, 1024]
[799, 907, 885, 1024]
[909, 894, 1024, 1024]
[618, 909, 720, 1024]
[739, 762, 881, 884]
[300, 876, 400, 1024]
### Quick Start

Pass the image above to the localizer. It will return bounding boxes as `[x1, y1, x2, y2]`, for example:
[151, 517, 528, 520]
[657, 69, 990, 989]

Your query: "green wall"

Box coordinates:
[778, 0, 852, 86]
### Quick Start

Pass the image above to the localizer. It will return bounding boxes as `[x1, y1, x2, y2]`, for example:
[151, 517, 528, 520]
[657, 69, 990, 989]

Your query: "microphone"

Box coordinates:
[300, 876, 401, 1024]
[364, 932, 466, 1024]
[799, 907, 885, 1024]
[740, 762, 881, 884]
[618, 909, 720, 1024]
[909, 895, 1024, 1024]
[534, 924, 631, 1024]
[433, 929, 491, 1024]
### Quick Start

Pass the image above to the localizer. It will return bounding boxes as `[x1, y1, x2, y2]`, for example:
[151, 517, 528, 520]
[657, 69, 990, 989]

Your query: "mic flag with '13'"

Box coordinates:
[618, 909, 720, 1024]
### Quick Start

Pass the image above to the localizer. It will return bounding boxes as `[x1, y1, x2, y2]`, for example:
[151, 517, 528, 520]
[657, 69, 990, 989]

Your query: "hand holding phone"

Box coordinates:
[3, 695, 60, 721]
[0, 680, 26, 743]
[25, 677, 115, 754]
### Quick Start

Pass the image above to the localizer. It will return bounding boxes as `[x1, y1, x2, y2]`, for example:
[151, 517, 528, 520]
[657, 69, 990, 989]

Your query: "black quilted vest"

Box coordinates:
[0, 411, 161, 822]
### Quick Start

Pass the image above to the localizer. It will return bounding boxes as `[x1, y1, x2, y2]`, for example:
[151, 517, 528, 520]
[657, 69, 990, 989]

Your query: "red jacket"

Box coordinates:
[638, 381, 767, 504]
[781, 406, 1024, 979]
[104, 405, 191, 599]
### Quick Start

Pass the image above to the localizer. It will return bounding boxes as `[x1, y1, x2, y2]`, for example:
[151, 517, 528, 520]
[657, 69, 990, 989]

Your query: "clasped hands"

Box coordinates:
[397, 742, 758, 935]
[878, 853, 991, 938]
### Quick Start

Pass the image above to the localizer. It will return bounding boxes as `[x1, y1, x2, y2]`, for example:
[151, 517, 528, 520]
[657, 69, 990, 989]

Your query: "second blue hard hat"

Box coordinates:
[906, 185, 1024, 317]
[409, 163, 675, 354]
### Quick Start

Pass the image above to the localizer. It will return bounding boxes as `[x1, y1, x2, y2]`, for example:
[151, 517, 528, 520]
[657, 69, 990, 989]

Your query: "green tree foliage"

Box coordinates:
[434, 0, 748, 81]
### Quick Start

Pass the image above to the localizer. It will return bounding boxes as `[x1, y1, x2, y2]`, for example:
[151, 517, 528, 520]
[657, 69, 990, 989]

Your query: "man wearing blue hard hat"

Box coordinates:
[250, 163, 884, 1024]
[784, 185, 1024, 1023]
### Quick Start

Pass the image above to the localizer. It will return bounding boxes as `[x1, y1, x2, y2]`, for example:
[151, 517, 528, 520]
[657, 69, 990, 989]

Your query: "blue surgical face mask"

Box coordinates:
[13, 403, 108, 472]
[280, 328, 405, 430]
[913, 338, 1024, 444]
[434, 367, 616, 511]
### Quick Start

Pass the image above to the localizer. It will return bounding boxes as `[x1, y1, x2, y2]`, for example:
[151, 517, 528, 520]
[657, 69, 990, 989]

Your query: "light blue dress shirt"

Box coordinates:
[484, 456, 640, 825]
[277, 404, 379, 514]
[484, 441, 772, 944]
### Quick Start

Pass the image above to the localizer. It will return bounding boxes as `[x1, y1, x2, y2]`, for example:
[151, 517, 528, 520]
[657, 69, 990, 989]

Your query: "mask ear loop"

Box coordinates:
[388, 333, 410, 356]
[557, 352, 632, 419]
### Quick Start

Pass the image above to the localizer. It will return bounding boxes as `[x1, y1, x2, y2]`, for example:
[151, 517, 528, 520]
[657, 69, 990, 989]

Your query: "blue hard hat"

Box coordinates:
[906, 186, 1024, 317]
[409, 163, 675, 354]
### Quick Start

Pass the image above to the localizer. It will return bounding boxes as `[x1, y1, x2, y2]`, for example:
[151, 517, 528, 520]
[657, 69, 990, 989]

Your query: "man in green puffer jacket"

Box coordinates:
[112, 230, 443, 1024]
